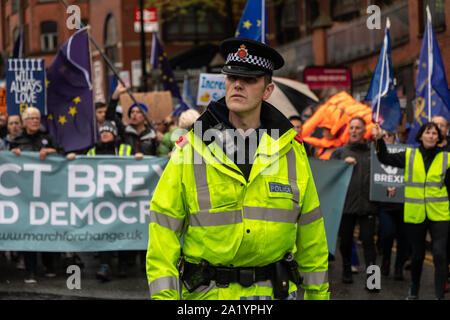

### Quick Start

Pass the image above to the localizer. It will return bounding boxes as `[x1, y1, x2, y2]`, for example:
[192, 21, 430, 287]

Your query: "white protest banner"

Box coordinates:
[196, 73, 226, 106]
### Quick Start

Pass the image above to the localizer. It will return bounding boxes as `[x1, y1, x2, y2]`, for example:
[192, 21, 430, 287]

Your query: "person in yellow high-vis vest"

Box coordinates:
[373, 122, 450, 300]
[146, 38, 330, 300]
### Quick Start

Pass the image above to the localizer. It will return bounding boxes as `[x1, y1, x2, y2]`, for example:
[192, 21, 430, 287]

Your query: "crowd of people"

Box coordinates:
[289, 109, 450, 300]
[0, 81, 449, 300]
[0, 82, 200, 284]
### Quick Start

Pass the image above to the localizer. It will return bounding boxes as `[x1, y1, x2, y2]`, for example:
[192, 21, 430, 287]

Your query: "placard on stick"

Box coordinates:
[119, 91, 173, 123]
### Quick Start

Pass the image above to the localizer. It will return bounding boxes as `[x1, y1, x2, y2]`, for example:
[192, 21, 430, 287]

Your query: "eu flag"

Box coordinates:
[150, 32, 181, 100]
[44, 27, 95, 152]
[235, 0, 268, 43]
[407, 8, 450, 145]
[365, 21, 401, 133]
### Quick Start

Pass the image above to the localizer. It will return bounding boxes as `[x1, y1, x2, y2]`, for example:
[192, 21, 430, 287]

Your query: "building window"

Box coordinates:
[12, 0, 19, 14]
[331, 0, 362, 21]
[40, 21, 58, 52]
[275, 0, 301, 44]
[162, 7, 227, 43]
[419, 0, 446, 33]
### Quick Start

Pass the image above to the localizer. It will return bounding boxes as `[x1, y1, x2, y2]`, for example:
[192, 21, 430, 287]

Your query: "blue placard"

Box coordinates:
[6, 58, 46, 116]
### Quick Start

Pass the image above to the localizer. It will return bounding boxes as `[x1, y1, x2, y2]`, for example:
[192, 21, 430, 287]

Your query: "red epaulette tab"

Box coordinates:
[175, 133, 188, 148]
[294, 133, 303, 144]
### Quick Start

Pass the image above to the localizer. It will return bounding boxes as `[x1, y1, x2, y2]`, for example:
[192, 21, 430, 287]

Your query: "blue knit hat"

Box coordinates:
[128, 102, 148, 117]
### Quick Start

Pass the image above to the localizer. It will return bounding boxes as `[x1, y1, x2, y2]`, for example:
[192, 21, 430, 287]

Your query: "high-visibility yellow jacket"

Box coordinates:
[404, 148, 450, 223]
[86, 143, 132, 156]
[146, 116, 329, 300]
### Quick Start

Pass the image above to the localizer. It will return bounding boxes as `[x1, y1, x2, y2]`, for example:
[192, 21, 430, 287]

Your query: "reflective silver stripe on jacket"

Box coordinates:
[298, 206, 323, 226]
[285, 148, 301, 211]
[149, 210, 184, 233]
[404, 196, 449, 204]
[149, 276, 179, 297]
[405, 149, 448, 188]
[301, 270, 328, 285]
[189, 210, 242, 227]
[244, 206, 298, 224]
[193, 149, 211, 211]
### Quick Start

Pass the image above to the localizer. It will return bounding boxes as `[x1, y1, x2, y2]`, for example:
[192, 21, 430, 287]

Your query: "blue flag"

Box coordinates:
[235, 0, 268, 43]
[12, 26, 23, 59]
[408, 9, 450, 145]
[365, 21, 401, 133]
[150, 32, 181, 100]
[44, 27, 95, 152]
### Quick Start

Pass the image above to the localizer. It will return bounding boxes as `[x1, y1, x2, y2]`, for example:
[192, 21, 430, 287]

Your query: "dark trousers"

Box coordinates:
[24, 252, 56, 275]
[406, 219, 449, 299]
[339, 214, 377, 270]
[379, 208, 409, 269]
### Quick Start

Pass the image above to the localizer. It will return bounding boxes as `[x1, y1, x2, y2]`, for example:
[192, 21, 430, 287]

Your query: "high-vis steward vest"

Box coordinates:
[404, 148, 450, 224]
[146, 127, 330, 300]
[86, 144, 132, 156]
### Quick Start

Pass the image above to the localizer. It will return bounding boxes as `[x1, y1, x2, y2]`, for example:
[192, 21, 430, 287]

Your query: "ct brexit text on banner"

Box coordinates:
[0, 151, 168, 252]
[6, 58, 46, 116]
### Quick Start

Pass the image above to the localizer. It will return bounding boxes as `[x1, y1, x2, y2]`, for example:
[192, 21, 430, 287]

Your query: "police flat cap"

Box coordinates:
[220, 38, 284, 78]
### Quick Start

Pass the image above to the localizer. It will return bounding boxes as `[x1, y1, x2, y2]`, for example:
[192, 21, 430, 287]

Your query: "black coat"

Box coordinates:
[10, 129, 65, 155]
[331, 142, 378, 216]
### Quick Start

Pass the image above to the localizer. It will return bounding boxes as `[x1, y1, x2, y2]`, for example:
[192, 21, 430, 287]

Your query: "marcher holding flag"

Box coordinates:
[407, 7, 450, 146]
[365, 18, 401, 133]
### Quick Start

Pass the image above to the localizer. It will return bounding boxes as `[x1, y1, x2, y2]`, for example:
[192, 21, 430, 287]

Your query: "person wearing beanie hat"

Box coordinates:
[147, 38, 330, 301]
[104, 82, 158, 160]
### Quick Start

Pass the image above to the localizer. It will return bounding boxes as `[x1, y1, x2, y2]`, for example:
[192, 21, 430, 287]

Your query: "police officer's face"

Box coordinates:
[225, 75, 274, 115]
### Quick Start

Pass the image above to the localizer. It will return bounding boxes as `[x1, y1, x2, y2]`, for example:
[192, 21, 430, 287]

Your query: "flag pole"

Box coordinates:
[59, 0, 155, 131]
[261, 0, 265, 43]
[375, 18, 390, 124]
[426, 5, 432, 122]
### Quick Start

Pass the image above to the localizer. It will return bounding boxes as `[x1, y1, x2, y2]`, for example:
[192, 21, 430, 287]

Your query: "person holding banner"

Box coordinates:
[330, 117, 378, 289]
[9, 107, 65, 283]
[373, 122, 450, 300]
[146, 38, 329, 300]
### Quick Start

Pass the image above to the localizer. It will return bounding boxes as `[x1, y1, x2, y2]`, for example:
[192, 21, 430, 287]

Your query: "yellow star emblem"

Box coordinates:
[58, 115, 67, 125]
[46, 79, 50, 87]
[159, 56, 163, 61]
[169, 78, 173, 83]
[69, 106, 77, 117]
[243, 20, 252, 29]
[163, 75, 167, 80]
[257, 20, 261, 27]
[235, 31, 240, 37]
[73, 96, 81, 104]
[48, 113, 53, 120]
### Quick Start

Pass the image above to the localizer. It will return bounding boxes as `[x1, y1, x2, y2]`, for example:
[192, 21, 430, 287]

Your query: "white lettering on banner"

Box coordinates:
[30, 202, 49, 225]
[0, 163, 21, 196]
[23, 164, 52, 197]
[70, 202, 94, 225]
[374, 173, 404, 184]
[94, 202, 117, 224]
[68, 165, 96, 197]
[118, 202, 137, 224]
[28, 201, 150, 226]
[97, 165, 123, 198]
[0, 201, 19, 224]
[125, 165, 149, 197]
[51, 202, 69, 226]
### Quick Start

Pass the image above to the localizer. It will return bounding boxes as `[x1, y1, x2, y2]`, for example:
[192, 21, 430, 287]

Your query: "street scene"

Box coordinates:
[0, 0, 450, 303]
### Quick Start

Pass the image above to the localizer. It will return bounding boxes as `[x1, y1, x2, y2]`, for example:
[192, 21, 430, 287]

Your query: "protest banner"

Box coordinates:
[6, 58, 46, 116]
[370, 143, 407, 203]
[309, 158, 353, 255]
[0, 151, 168, 252]
[120, 91, 173, 123]
[197, 73, 226, 106]
[0, 152, 352, 254]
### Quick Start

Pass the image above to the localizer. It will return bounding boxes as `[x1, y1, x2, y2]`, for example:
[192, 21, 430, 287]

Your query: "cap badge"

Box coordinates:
[237, 44, 248, 60]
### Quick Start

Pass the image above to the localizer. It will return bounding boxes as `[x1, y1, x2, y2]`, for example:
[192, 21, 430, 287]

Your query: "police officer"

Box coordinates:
[146, 38, 330, 300]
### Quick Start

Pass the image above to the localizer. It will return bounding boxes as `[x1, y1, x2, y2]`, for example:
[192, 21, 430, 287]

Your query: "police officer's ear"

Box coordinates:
[263, 82, 275, 101]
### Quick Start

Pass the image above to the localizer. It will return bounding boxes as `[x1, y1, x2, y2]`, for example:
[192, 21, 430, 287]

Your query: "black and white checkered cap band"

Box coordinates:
[226, 52, 274, 71]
